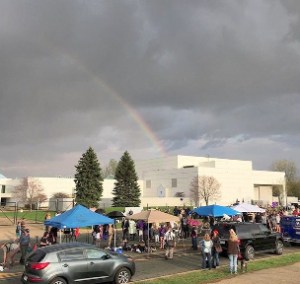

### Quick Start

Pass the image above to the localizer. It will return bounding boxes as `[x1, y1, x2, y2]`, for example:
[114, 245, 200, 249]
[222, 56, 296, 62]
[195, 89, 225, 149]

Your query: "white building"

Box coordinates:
[135, 155, 286, 207]
[0, 155, 286, 208]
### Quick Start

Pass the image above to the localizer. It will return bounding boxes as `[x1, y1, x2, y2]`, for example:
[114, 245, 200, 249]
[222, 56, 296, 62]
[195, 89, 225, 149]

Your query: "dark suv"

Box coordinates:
[213, 222, 283, 260]
[21, 242, 135, 284]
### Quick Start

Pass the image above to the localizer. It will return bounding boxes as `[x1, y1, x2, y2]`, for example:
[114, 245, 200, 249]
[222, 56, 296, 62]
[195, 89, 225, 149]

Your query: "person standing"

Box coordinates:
[227, 229, 239, 274]
[211, 230, 222, 268]
[107, 224, 114, 249]
[200, 233, 213, 270]
[39, 232, 50, 247]
[136, 220, 144, 242]
[128, 219, 137, 241]
[292, 207, 300, 216]
[159, 224, 166, 249]
[15, 222, 22, 238]
[191, 226, 198, 250]
[164, 227, 176, 260]
[44, 212, 51, 233]
[121, 219, 129, 241]
[152, 223, 160, 246]
[20, 219, 26, 231]
[19, 229, 30, 264]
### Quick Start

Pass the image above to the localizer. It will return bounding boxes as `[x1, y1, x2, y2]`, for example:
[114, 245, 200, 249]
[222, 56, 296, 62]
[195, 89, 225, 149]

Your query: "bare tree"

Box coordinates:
[13, 177, 47, 210]
[190, 176, 221, 206]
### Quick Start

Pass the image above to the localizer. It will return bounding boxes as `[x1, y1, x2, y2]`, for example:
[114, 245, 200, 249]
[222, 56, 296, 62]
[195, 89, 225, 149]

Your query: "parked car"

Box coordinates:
[21, 242, 135, 284]
[212, 222, 284, 260]
[280, 215, 300, 244]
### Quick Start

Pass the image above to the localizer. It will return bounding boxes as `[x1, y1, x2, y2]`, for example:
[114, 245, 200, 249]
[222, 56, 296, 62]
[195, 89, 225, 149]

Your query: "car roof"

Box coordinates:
[38, 242, 94, 253]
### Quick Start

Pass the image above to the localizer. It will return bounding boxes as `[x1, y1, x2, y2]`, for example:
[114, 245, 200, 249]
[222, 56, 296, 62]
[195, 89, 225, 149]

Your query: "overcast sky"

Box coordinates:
[1, 0, 300, 178]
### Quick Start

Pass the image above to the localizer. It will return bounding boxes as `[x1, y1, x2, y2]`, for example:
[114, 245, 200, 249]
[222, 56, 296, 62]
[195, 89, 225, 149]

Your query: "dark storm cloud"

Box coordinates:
[1, 0, 300, 177]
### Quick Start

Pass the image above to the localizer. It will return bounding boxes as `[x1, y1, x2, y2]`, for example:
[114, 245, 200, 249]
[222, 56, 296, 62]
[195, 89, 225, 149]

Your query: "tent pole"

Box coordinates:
[114, 221, 117, 249]
[147, 222, 150, 257]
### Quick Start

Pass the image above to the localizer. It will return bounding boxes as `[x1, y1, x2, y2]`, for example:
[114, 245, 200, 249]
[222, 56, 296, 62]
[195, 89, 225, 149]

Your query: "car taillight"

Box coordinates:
[30, 262, 50, 270]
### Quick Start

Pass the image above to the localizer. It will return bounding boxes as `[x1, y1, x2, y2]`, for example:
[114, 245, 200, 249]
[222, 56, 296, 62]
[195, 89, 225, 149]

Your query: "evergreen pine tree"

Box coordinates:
[112, 151, 141, 207]
[74, 147, 103, 208]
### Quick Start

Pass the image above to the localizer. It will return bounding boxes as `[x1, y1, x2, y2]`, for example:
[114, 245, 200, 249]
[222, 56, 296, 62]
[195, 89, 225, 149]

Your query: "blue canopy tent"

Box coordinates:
[192, 205, 240, 217]
[44, 204, 114, 243]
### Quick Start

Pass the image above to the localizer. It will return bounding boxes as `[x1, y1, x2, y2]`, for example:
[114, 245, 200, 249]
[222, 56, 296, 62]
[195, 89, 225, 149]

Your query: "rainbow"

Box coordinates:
[52, 48, 167, 156]
[92, 77, 167, 156]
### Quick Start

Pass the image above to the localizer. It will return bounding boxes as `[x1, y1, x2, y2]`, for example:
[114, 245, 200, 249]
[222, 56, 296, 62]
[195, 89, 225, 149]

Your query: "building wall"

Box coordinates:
[31, 177, 75, 198]
[0, 178, 19, 204]
[137, 156, 285, 207]
[1, 155, 286, 208]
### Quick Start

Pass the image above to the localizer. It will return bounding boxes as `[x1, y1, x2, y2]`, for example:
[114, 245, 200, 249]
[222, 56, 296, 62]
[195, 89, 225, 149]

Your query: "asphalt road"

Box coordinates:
[0, 224, 300, 284]
[1, 245, 300, 284]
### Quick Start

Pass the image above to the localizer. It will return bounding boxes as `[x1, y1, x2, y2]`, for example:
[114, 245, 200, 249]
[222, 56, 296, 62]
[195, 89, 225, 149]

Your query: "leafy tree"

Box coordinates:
[52, 192, 71, 199]
[103, 159, 118, 178]
[288, 179, 300, 199]
[12, 177, 47, 210]
[112, 151, 141, 207]
[190, 176, 221, 206]
[271, 160, 298, 196]
[74, 147, 103, 208]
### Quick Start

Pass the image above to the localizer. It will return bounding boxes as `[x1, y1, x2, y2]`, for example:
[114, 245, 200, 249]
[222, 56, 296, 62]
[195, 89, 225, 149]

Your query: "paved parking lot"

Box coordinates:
[1, 222, 300, 283]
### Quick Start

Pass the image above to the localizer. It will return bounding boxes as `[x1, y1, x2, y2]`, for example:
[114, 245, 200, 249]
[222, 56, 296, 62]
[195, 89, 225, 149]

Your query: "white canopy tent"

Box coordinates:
[231, 203, 266, 213]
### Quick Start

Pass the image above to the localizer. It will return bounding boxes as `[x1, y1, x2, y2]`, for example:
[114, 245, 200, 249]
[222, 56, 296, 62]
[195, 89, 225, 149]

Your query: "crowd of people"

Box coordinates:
[107, 204, 299, 274]
[1, 204, 299, 274]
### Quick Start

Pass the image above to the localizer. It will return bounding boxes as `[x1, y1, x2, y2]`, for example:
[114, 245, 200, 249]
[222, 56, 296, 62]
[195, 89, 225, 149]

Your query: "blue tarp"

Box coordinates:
[44, 204, 114, 229]
[192, 204, 239, 217]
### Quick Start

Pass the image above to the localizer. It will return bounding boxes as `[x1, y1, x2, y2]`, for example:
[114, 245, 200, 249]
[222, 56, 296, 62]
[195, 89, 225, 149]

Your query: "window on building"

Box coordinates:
[146, 180, 151, 189]
[1, 185, 5, 193]
[171, 178, 177, 188]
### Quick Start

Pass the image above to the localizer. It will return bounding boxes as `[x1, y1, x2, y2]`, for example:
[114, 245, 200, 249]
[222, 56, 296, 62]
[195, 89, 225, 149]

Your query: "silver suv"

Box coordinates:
[21, 242, 135, 284]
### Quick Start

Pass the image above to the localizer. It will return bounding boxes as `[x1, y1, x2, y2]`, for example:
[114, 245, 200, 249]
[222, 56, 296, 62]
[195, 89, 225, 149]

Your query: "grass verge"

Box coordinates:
[133, 253, 300, 284]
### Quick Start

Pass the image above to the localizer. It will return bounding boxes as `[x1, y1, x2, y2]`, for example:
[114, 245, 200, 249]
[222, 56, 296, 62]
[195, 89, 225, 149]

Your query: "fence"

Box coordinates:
[0, 199, 75, 225]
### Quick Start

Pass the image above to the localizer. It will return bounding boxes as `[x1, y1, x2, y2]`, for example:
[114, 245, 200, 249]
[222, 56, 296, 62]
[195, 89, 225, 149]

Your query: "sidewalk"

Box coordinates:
[216, 262, 300, 284]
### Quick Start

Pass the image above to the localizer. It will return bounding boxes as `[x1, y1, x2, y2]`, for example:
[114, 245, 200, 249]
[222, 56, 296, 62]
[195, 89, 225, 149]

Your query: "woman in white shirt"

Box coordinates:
[164, 227, 176, 260]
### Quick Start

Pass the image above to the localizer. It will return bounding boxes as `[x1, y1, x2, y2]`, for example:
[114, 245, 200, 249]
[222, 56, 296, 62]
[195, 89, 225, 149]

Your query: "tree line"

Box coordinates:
[13, 147, 141, 209]
[12, 150, 300, 209]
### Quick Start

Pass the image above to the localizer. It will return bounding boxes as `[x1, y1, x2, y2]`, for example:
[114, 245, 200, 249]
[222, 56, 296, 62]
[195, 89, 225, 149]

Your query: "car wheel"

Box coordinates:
[114, 267, 131, 284]
[244, 245, 255, 260]
[49, 277, 67, 284]
[275, 240, 283, 255]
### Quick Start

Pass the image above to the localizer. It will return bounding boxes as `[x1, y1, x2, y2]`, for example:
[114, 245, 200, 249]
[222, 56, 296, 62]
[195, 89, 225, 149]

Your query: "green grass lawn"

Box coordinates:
[133, 253, 300, 284]
[0, 207, 127, 223]
[0, 208, 126, 232]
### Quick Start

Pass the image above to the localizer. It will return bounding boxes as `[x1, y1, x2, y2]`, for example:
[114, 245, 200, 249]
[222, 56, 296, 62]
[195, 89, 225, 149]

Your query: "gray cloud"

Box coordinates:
[1, 0, 300, 177]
